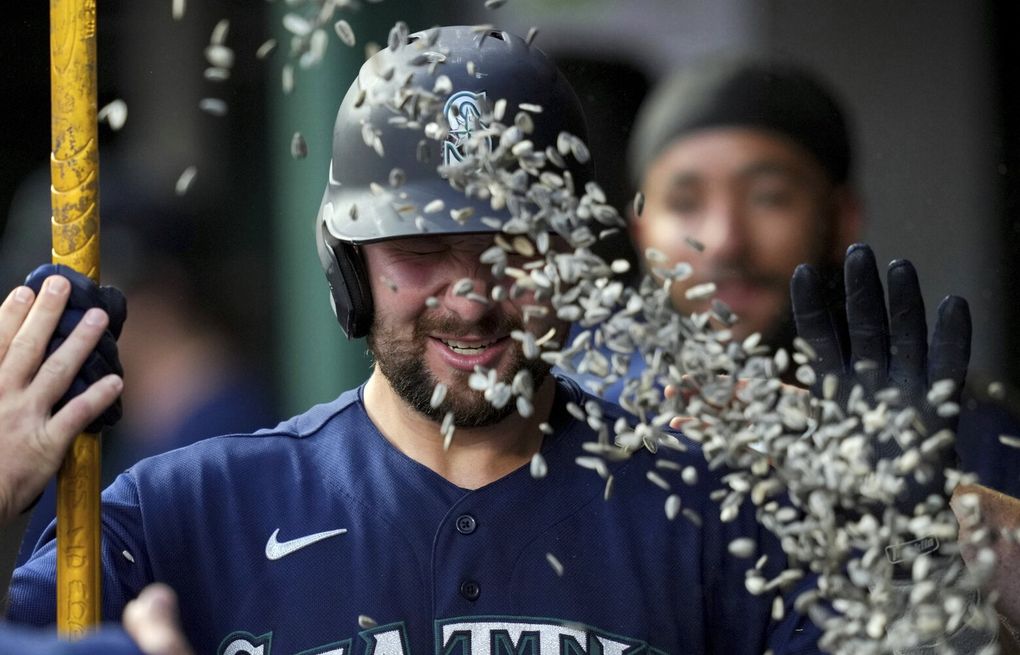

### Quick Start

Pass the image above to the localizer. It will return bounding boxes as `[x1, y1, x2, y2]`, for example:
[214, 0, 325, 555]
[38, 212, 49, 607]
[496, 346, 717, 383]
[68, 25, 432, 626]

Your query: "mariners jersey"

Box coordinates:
[8, 378, 821, 654]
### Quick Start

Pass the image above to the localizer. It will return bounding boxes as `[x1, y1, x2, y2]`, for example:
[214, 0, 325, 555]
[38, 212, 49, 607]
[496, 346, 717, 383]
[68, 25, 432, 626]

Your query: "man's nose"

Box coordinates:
[441, 267, 497, 323]
[697, 198, 747, 261]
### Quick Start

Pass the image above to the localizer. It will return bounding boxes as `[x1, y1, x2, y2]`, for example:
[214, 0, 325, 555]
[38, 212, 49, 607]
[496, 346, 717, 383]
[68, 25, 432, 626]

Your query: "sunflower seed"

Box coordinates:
[685, 282, 716, 301]
[603, 474, 615, 501]
[529, 451, 548, 479]
[511, 236, 535, 257]
[204, 66, 230, 82]
[358, 614, 377, 629]
[424, 199, 445, 214]
[665, 494, 681, 520]
[256, 39, 277, 59]
[334, 20, 356, 47]
[98, 100, 127, 131]
[122, 550, 135, 563]
[174, 166, 198, 196]
[282, 65, 294, 94]
[545, 552, 564, 576]
[988, 381, 1006, 399]
[795, 365, 817, 387]
[927, 379, 957, 405]
[388, 21, 409, 52]
[204, 44, 234, 69]
[576, 456, 608, 478]
[682, 508, 702, 527]
[936, 401, 960, 418]
[290, 132, 308, 159]
[430, 383, 447, 409]
[452, 278, 474, 296]
[632, 191, 645, 218]
[210, 18, 230, 46]
[451, 207, 474, 223]
[485, 0, 509, 8]
[646, 470, 671, 491]
[792, 336, 817, 361]
[684, 236, 705, 252]
[493, 98, 507, 122]
[525, 26, 539, 45]
[283, 13, 312, 36]
[853, 359, 878, 374]
[570, 137, 590, 164]
[199, 96, 229, 116]
[999, 434, 1020, 449]
[726, 534, 758, 555]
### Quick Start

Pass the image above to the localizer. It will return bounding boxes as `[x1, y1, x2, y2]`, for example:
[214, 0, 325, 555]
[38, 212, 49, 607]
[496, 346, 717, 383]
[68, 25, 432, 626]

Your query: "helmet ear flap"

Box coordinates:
[317, 219, 374, 339]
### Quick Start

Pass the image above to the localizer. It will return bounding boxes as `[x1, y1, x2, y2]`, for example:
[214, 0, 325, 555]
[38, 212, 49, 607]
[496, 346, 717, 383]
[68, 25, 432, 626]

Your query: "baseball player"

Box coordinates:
[0, 276, 191, 655]
[2, 26, 1003, 654]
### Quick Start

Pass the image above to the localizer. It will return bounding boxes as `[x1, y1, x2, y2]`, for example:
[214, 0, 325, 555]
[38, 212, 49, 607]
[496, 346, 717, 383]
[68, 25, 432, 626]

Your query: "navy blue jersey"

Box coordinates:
[0, 624, 141, 655]
[9, 378, 820, 654]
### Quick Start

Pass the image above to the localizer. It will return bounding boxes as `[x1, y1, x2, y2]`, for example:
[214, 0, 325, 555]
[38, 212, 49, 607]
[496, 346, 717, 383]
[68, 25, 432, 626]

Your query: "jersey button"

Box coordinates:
[455, 514, 477, 535]
[460, 580, 481, 601]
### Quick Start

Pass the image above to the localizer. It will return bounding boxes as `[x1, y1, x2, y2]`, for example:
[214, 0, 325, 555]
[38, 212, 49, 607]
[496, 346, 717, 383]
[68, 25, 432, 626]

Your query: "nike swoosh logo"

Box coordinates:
[265, 528, 347, 561]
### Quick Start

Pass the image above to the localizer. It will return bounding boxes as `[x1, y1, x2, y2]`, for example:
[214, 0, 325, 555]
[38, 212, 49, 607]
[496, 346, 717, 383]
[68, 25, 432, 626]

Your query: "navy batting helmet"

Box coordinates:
[317, 25, 591, 338]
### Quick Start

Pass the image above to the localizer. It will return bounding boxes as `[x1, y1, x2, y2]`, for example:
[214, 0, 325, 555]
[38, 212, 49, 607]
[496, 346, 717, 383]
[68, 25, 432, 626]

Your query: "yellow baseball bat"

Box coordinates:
[50, 0, 102, 636]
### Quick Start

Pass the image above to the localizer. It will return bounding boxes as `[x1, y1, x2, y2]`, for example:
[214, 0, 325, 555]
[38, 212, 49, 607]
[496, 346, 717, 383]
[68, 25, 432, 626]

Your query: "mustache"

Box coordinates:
[414, 310, 522, 339]
[701, 264, 788, 289]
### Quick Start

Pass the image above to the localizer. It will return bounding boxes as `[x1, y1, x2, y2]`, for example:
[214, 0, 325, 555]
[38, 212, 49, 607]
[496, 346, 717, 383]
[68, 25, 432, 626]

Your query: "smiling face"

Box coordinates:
[362, 234, 564, 428]
[632, 127, 859, 341]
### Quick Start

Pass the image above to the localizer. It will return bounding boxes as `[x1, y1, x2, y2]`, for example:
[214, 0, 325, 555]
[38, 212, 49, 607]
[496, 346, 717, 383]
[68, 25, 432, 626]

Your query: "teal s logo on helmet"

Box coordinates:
[443, 90, 491, 165]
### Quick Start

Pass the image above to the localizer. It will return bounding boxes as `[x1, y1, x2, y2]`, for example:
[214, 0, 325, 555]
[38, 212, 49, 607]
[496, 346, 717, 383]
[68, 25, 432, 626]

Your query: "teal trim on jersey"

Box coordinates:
[217, 630, 273, 655]
[360, 622, 411, 655]
[296, 638, 353, 655]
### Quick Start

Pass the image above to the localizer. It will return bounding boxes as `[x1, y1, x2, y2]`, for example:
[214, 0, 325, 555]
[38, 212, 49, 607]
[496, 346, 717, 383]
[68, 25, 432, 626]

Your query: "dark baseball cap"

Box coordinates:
[628, 56, 854, 187]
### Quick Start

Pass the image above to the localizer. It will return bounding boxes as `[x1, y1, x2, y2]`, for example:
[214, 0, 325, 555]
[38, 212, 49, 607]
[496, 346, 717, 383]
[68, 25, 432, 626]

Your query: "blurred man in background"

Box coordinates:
[607, 56, 1020, 497]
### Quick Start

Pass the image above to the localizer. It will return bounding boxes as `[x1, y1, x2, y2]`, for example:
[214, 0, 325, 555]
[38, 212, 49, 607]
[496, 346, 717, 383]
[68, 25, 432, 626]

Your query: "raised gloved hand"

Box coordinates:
[790, 243, 971, 519]
[24, 264, 126, 432]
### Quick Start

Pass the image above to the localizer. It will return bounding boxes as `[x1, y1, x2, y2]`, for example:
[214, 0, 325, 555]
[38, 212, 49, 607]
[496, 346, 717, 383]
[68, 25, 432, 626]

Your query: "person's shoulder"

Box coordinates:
[123, 386, 370, 482]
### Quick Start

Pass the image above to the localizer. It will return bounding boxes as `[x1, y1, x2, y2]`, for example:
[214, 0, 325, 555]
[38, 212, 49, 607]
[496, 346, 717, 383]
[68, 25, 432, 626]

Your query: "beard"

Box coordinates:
[367, 310, 554, 428]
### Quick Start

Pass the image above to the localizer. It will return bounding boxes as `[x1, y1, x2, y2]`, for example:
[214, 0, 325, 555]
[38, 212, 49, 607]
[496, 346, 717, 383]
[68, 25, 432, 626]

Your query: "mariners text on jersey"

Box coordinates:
[8, 378, 821, 654]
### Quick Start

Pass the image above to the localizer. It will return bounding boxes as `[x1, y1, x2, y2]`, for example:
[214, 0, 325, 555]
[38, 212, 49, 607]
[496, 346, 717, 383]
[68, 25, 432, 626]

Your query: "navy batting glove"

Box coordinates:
[24, 264, 127, 432]
[790, 244, 972, 518]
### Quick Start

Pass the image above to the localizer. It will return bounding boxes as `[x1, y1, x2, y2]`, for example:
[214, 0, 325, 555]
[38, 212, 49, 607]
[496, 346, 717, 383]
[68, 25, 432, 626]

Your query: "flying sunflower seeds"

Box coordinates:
[199, 98, 228, 117]
[545, 552, 564, 577]
[430, 383, 447, 409]
[98, 100, 128, 131]
[290, 132, 308, 159]
[256, 39, 277, 60]
[334, 20, 356, 47]
[174, 166, 198, 196]
[530, 452, 548, 479]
